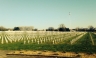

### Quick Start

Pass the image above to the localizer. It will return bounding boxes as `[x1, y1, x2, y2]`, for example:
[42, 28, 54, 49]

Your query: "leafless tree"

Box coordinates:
[76, 27, 79, 31]
[88, 25, 94, 32]
[19, 26, 34, 31]
[88, 25, 94, 29]
[59, 24, 66, 28]
[0, 26, 7, 31]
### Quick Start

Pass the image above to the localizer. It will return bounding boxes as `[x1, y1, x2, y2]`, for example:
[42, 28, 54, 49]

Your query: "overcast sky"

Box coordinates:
[0, 0, 96, 29]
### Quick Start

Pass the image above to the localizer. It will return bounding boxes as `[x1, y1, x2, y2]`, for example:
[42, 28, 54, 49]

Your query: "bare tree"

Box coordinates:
[88, 25, 94, 31]
[59, 24, 66, 28]
[47, 27, 54, 31]
[76, 27, 79, 31]
[0, 26, 7, 31]
[16, 26, 34, 31]
[88, 25, 94, 29]
[58, 24, 66, 31]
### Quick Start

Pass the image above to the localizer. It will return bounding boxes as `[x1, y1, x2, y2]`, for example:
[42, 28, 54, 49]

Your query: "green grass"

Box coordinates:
[0, 32, 96, 53]
[63, 34, 82, 44]
[90, 32, 96, 45]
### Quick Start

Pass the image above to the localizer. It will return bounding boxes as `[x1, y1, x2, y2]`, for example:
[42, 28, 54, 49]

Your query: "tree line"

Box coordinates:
[0, 24, 96, 32]
[75, 25, 96, 32]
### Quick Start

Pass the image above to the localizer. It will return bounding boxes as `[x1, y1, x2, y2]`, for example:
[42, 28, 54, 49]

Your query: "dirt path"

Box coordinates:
[0, 50, 11, 58]
[0, 50, 96, 58]
[0, 50, 56, 58]
[89, 33, 94, 45]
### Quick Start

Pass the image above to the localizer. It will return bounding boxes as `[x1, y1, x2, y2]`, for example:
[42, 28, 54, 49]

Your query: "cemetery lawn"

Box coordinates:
[0, 32, 96, 54]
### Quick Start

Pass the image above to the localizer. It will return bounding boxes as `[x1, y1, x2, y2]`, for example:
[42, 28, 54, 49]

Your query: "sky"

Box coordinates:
[0, 0, 96, 29]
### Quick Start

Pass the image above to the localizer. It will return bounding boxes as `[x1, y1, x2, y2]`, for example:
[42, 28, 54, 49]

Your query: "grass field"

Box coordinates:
[0, 31, 96, 54]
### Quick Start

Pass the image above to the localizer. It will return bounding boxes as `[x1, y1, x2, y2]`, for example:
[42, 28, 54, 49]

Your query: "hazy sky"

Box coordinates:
[0, 0, 96, 29]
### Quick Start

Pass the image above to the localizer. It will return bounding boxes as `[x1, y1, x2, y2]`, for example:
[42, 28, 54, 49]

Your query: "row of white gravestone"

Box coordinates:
[0, 32, 49, 44]
[1, 35, 62, 44]
[0, 32, 85, 44]
[23, 34, 76, 44]
[70, 33, 86, 44]
[24, 40, 60, 44]
[2, 35, 61, 43]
